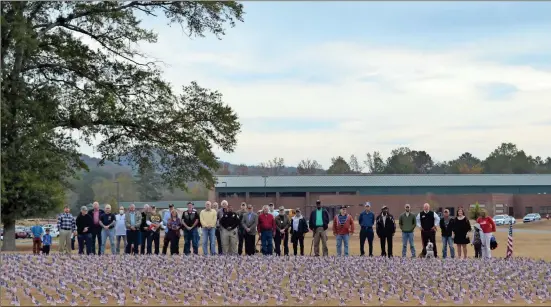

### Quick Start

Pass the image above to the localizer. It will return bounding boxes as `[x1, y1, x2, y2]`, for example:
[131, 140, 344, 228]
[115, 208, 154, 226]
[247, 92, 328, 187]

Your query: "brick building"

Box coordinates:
[211, 174, 551, 218]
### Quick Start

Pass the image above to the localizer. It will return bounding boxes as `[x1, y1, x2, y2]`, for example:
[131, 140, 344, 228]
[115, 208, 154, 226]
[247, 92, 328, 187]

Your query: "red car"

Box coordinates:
[15, 231, 28, 239]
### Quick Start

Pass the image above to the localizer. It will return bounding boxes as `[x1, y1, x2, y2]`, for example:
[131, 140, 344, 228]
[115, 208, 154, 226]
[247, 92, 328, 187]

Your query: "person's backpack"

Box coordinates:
[473, 229, 482, 246]
[490, 235, 498, 250]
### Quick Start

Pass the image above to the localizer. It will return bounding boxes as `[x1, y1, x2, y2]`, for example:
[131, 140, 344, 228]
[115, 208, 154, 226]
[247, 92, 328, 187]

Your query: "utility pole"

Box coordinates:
[262, 176, 268, 198]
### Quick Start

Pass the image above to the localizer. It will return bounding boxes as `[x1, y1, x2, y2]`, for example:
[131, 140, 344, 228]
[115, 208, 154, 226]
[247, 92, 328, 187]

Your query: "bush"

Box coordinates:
[469, 202, 483, 220]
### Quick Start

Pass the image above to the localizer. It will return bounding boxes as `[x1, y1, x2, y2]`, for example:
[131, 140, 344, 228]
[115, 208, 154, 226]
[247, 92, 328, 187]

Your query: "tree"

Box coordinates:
[364, 151, 385, 174]
[297, 159, 322, 175]
[468, 202, 483, 220]
[327, 156, 352, 174]
[482, 143, 536, 174]
[384, 148, 434, 174]
[259, 157, 285, 175]
[447, 152, 483, 174]
[136, 166, 163, 202]
[235, 164, 249, 175]
[216, 163, 231, 175]
[349, 155, 363, 173]
[1, 1, 244, 251]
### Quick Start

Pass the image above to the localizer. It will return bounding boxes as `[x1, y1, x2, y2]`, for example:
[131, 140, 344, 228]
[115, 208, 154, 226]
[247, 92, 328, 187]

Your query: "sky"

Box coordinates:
[78, 1, 551, 169]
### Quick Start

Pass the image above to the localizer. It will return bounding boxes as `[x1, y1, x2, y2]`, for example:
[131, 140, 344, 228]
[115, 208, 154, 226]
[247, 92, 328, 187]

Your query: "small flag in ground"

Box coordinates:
[506, 220, 514, 258]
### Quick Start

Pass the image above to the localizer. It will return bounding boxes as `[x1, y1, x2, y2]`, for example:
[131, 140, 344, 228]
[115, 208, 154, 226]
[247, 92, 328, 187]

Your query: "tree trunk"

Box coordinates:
[1, 218, 16, 251]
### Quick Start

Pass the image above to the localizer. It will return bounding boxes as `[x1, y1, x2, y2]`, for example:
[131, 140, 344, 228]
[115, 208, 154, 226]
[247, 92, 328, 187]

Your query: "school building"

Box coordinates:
[211, 174, 551, 218]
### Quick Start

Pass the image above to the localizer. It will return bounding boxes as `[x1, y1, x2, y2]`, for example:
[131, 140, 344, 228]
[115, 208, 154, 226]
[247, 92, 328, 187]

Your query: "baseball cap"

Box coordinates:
[381, 205, 388, 210]
[365, 202, 371, 207]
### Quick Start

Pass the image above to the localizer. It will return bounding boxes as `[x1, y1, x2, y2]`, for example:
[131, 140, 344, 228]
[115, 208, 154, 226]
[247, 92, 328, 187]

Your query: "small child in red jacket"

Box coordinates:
[476, 209, 496, 259]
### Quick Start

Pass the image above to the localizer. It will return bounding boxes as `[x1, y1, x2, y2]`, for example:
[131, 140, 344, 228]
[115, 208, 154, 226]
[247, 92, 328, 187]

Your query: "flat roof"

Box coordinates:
[215, 174, 551, 188]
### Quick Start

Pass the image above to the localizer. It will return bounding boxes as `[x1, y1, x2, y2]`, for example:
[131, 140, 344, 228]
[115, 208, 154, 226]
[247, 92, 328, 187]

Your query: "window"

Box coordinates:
[525, 207, 533, 215]
[539, 206, 551, 215]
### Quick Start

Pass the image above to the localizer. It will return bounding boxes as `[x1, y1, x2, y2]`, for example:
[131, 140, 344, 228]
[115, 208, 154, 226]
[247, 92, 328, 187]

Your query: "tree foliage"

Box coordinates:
[468, 202, 483, 220]
[327, 156, 352, 174]
[348, 155, 363, 173]
[259, 157, 285, 175]
[1, 1, 244, 250]
[297, 159, 322, 175]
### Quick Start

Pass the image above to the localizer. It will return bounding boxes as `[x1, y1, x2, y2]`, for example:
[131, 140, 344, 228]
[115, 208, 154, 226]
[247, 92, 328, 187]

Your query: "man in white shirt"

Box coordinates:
[416, 203, 441, 258]
[115, 206, 126, 254]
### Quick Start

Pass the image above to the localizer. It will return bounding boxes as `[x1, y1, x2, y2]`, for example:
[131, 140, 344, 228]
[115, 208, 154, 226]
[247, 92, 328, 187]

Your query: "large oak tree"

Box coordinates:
[1, 1, 244, 250]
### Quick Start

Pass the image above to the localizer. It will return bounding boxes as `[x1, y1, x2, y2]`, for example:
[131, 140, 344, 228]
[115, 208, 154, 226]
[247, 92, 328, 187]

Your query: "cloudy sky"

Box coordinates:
[79, 1, 551, 168]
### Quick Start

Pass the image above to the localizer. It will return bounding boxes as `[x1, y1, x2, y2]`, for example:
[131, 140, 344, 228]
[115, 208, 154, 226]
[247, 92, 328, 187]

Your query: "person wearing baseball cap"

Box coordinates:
[358, 202, 375, 256]
[274, 206, 291, 256]
[375, 205, 396, 257]
[161, 203, 175, 255]
[308, 200, 329, 256]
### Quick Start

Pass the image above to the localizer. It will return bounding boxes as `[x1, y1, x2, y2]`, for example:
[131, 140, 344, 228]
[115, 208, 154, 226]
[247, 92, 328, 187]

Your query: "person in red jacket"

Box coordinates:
[333, 206, 355, 256]
[257, 205, 276, 255]
[476, 209, 496, 258]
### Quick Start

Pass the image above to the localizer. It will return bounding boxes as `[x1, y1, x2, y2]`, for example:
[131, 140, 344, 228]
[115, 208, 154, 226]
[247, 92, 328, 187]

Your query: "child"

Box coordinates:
[42, 229, 52, 255]
[471, 224, 482, 258]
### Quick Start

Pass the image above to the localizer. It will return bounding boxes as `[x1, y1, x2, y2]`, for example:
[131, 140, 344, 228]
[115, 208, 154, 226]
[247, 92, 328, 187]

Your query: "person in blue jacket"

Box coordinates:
[358, 202, 375, 256]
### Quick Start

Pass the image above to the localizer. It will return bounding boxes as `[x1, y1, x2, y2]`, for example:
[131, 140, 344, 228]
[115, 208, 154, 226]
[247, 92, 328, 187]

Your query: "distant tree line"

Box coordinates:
[215, 143, 551, 176]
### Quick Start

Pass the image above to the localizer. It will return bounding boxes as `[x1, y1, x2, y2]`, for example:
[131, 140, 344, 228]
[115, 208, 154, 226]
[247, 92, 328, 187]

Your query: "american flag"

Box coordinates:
[506, 219, 514, 258]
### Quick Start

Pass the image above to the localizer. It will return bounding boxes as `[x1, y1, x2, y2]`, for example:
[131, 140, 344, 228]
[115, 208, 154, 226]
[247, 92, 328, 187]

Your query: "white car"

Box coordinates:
[523, 213, 541, 223]
[493, 215, 516, 226]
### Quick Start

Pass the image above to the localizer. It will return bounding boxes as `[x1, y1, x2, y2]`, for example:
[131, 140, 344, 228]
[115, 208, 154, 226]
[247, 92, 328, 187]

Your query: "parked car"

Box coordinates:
[493, 215, 516, 226]
[523, 213, 542, 223]
[15, 230, 28, 239]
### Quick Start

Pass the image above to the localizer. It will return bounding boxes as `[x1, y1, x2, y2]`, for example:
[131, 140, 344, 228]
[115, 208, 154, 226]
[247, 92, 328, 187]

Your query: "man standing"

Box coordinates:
[162, 204, 174, 255]
[333, 206, 354, 256]
[182, 202, 200, 255]
[416, 203, 440, 258]
[76, 206, 93, 255]
[274, 206, 290, 256]
[200, 201, 217, 255]
[99, 204, 117, 255]
[146, 205, 163, 255]
[257, 205, 276, 255]
[241, 204, 258, 256]
[215, 201, 225, 255]
[440, 209, 455, 259]
[125, 204, 142, 254]
[309, 200, 329, 257]
[398, 204, 416, 258]
[219, 204, 240, 255]
[269, 203, 278, 218]
[87, 202, 104, 255]
[139, 204, 151, 255]
[376, 206, 396, 257]
[358, 202, 375, 257]
[57, 205, 76, 254]
[30, 223, 44, 255]
[115, 206, 126, 254]
[290, 208, 308, 256]
[237, 202, 248, 255]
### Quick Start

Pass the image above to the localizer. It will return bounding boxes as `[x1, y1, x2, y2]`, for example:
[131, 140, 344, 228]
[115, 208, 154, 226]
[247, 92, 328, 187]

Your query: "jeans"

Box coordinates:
[202, 228, 216, 255]
[402, 232, 416, 257]
[359, 227, 374, 256]
[147, 231, 160, 255]
[481, 232, 492, 259]
[260, 230, 274, 255]
[90, 228, 102, 255]
[336, 234, 350, 256]
[442, 236, 455, 258]
[183, 228, 200, 255]
[115, 235, 126, 254]
[77, 234, 92, 255]
[100, 228, 116, 255]
[125, 230, 140, 254]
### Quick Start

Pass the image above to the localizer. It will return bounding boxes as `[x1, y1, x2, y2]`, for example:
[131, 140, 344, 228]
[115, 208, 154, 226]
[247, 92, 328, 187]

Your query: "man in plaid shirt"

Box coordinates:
[57, 205, 76, 254]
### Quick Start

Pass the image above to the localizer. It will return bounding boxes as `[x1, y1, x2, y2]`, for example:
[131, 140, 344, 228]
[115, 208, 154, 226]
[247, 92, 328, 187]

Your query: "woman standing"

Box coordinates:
[452, 207, 471, 258]
[166, 210, 182, 255]
[476, 209, 496, 259]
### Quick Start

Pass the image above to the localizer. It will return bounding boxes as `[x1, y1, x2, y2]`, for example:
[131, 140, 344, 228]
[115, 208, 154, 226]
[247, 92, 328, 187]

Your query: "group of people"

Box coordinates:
[32, 200, 496, 258]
